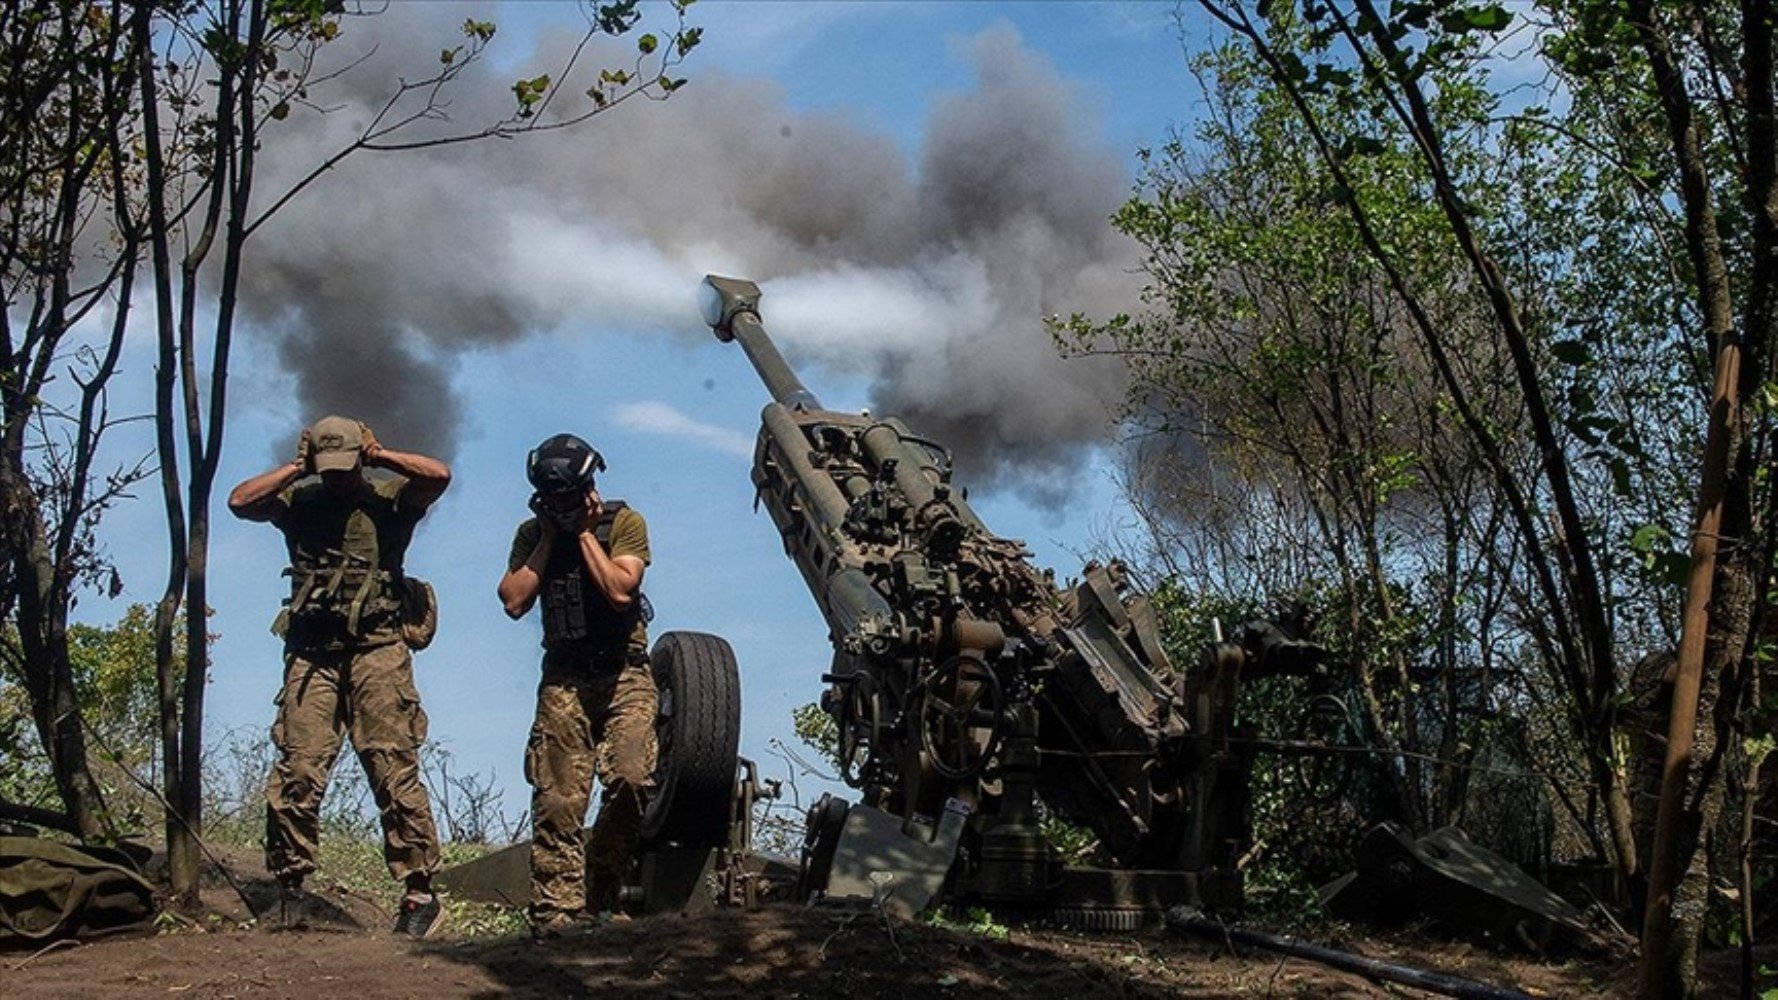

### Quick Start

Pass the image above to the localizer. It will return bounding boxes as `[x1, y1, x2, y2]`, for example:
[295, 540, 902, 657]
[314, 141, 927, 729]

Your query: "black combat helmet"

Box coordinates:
[526, 433, 606, 495]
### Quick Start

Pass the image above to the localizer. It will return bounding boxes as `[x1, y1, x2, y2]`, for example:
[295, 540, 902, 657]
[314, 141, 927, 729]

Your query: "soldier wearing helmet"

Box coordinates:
[497, 433, 655, 933]
[226, 415, 451, 938]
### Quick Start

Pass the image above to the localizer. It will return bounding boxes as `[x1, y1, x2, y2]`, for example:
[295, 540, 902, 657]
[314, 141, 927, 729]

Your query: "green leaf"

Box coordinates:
[637, 32, 658, 55]
[1755, 381, 1778, 414]
[1629, 524, 1667, 553]
[1550, 340, 1590, 364]
[1348, 135, 1385, 157]
[1437, 6, 1513, 34]
[1277, 52, 1309, 85]
[1653, 551, 1690, 587]
[1463, 5, 1512, 32]
[595, 1, 645, 34]
[512, 74, 550, 109]
[1399, 2, 1434, 30]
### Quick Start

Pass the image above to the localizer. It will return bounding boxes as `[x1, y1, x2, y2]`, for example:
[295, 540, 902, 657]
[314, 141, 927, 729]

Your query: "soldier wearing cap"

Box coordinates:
[227, 416, 451, 938]
[497, 433, 654, 934]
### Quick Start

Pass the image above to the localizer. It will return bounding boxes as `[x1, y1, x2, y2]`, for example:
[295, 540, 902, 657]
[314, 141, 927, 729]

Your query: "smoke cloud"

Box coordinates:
[240, 8, 1140, 501]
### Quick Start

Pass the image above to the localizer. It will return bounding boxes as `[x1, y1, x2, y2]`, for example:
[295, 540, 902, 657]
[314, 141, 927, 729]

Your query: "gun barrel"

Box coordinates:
[732, 312, 822, 411]
[702, 274, 822, 412]
[761, 402, 849, 527]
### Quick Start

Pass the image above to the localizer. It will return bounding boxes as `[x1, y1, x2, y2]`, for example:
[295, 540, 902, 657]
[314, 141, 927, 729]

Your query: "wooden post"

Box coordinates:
[1638, 331, 1741, 997]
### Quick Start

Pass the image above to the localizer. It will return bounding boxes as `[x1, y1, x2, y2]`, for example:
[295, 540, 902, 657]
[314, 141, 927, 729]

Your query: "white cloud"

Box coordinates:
[611, 400, 755, 458]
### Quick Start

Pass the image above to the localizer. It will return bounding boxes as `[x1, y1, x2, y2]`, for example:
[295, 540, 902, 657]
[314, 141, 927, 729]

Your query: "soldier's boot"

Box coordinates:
[275, 876, 308, 930]
[394, 891, 446, 939]
[584, 778, 648, 917]
[393, 873, 447, 939]
[584, 849, 634, 918]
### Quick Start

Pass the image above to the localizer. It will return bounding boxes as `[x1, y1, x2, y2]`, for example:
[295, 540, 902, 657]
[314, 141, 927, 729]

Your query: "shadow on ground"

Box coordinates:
[426, 906, 1164, 998]
[5, 900, 1759, 999]
[418, 905, 1561, 999]
[158, 838, 385, 932]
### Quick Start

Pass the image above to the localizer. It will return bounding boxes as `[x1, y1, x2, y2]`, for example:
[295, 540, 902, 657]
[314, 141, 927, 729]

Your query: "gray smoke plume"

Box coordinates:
[241, 7, 1139, 500]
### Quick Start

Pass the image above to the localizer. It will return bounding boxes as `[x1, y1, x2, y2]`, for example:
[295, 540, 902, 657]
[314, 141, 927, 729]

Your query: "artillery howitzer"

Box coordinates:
[700, 275, 1323, 923]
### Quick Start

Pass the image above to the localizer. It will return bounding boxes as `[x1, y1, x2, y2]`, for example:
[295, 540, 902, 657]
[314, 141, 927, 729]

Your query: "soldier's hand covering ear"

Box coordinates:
[359, 422, 382, 463]
[530, 490, 586, 534]
[529, 492, 565, 535]
[296, 429, 314, 473]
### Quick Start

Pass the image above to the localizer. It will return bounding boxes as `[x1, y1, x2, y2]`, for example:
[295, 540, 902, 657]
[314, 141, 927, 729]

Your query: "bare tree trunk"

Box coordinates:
[2, 463, 108, 838]
[132, 0, 200, 905]
[1739, 747, 1762, 1000]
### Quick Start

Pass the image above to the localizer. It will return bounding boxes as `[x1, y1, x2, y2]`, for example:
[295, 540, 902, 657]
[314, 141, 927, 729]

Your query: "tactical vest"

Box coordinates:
[540, 501, 653, 659]
[275, 477, 417, 650]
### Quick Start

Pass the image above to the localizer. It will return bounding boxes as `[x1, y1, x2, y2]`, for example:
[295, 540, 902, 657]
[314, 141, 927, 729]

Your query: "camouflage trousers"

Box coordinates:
[264, 641, 441, 884]
[526, 661, 658, 916]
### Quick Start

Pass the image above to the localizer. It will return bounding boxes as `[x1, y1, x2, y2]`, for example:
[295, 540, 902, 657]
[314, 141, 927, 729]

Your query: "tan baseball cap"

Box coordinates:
[309, 415, 364, 472]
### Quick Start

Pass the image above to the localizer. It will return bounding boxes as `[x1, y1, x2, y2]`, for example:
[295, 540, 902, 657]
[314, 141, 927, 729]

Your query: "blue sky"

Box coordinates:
[80, 1, 1216, 832]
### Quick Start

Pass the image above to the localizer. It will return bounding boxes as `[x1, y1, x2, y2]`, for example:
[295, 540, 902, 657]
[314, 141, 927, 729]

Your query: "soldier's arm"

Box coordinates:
[578, 497, 646, 612]
[499, 521, 554, 619]
[227, 462, 301, 522]
[366, 442, 451, 509]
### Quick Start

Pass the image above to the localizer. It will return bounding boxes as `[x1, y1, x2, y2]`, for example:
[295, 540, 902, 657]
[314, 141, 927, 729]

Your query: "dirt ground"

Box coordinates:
[1, 841, 1755, 998]
[7, 900, 1751, 999]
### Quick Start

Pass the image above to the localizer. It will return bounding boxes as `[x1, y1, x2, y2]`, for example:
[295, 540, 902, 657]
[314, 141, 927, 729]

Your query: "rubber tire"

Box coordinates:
[640, 630, 743, 847]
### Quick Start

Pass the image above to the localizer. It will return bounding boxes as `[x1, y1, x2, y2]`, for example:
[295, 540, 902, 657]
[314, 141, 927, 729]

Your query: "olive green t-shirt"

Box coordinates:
[508, 505, 651, 657]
